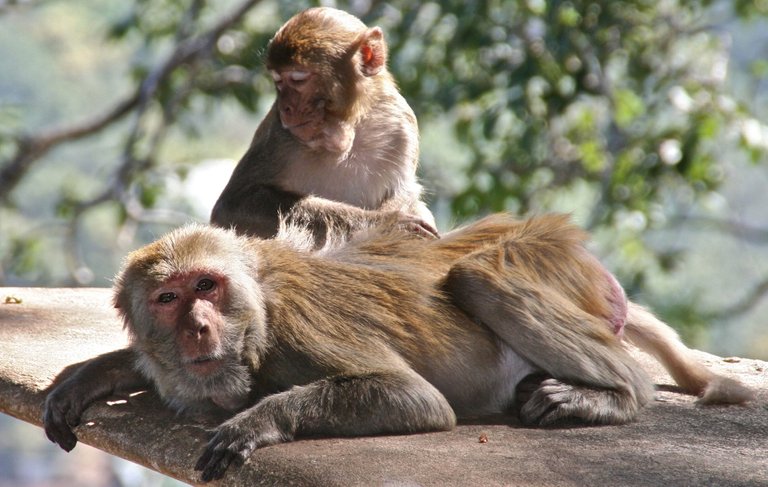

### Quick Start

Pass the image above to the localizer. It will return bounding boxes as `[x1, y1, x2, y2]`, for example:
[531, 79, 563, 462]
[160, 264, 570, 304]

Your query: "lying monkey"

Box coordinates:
[43, 213, 753, 481]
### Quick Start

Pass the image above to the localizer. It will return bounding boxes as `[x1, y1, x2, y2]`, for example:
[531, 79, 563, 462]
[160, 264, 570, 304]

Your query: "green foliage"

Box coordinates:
[6, 236, 44, 277]
[363, 0, 763, 233]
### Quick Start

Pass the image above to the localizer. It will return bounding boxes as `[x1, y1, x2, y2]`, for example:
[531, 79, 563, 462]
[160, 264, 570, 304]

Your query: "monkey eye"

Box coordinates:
[196, 278, 216, 292]
[269, 70, 281, 82]
[289, 71, 310, 82]
[157, 292, 177, 304]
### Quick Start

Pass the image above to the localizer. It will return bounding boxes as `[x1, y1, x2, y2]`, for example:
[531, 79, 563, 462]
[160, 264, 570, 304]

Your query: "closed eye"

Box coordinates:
[289, 70, 310, 82]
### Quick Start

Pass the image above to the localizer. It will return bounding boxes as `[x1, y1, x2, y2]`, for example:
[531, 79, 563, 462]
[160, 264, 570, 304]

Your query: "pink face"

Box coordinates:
[149, 272, 228, 376]
[271, 67, 327, 145]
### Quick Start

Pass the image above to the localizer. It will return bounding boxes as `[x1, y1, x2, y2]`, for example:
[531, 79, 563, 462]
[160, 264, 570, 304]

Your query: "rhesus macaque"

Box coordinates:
[210, 7, 436, 247]
[43, 214, 753, 482]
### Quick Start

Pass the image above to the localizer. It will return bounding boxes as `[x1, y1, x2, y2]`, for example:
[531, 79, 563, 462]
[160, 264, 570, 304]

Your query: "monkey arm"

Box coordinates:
[213, 182, 437, 245]
[210, 182, 375, 243]
[286, 195, 439, 243]
[194, 370, 456, 481]
[43, 348, 150, 452]
[210, 183, 302, 239]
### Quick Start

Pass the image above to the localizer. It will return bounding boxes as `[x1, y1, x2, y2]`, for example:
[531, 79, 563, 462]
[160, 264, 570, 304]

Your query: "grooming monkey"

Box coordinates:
[211, 7, 437, 246]
[43, 214, 753, 482]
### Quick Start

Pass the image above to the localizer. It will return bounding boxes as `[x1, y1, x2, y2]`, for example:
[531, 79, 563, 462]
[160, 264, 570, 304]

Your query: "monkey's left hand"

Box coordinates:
[194, 397, 295, 482]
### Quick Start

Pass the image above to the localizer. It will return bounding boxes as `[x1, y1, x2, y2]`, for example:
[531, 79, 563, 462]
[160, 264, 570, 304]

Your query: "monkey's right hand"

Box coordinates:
[394, 212, 440, 239]
[42, 349, 148, 452]
[43, 380, 88, 452]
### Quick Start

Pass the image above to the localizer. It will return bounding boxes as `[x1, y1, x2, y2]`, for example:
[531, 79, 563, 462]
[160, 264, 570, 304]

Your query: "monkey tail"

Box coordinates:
[623, 302, 754, 404]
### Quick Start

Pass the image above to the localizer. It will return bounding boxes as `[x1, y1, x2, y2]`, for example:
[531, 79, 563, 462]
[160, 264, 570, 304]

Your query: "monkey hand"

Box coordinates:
[393, 212, 440, 239]
[42, 380, 88, 452]
[42, 349, 149, 453]
[195, 400, 295, 482]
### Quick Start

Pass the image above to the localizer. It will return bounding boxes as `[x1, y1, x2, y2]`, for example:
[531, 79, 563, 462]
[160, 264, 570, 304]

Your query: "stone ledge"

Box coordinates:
[1, 287, 767, 486]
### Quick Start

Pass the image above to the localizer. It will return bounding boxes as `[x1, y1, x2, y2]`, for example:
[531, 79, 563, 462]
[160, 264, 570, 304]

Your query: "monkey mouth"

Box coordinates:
[282, 119, 309, 129]
[186, 355, 223, 375]
[284, 120, 322, 143]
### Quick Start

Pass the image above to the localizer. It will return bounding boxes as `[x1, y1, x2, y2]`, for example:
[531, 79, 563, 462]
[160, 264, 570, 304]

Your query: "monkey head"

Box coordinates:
[113, 225, 267, 414]
[266, 7, 389, 153]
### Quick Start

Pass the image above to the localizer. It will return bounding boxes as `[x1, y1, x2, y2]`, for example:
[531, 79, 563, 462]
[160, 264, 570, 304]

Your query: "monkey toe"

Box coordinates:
[518, 379, 585, 426]
[44, 421, 78, 452]
[514, 372, 552, 405]
[519, 379, 640, 426]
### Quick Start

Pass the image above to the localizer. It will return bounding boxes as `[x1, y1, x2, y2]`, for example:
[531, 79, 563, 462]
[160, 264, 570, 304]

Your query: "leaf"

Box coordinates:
[613, 88, 645, 128]
[108, 11, 139, 40]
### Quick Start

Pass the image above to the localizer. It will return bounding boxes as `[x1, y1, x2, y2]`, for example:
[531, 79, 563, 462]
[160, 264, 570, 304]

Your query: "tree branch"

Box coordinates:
[704, 276, 768, 321]
[0, 0, 264, 204]
[0, 94, 140, 202]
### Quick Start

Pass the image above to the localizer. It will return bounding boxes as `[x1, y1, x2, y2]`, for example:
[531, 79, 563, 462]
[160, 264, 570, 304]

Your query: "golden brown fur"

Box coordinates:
[211, 7, 435, 246]
[44, 213, 753, 482]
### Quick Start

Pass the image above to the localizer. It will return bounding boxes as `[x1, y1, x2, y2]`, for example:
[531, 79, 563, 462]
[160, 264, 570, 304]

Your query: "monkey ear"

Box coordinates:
[357, 27, 387, 77]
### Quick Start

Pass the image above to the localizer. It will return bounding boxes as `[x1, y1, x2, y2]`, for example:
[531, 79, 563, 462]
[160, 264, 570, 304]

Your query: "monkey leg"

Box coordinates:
[195, 370, 456, 481]
[448, 218, 627, 334]
[444, 259, 654, 426]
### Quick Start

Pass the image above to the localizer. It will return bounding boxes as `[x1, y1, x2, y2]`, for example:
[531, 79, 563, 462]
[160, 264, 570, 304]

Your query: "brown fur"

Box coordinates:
[211, 7, 435, 247]
[624, 304, 754, 403]
[43, 213, 753, 482]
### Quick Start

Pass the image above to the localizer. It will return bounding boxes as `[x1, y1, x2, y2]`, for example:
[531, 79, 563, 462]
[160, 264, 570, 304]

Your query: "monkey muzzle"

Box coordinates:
[186, 355, 223, 376]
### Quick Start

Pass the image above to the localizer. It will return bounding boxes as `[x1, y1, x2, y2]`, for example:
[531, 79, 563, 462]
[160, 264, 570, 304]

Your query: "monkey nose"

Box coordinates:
[185, 323, 210, 338]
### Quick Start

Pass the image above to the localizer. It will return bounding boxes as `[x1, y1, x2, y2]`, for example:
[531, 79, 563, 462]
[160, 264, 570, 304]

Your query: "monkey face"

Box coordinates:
[270, 68, 328, 146]
[148, 272, 228, 375]
[113, 225, 266, 413]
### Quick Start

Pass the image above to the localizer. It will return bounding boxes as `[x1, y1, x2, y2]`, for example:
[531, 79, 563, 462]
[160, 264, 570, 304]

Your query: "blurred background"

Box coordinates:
[1, 0, 767, 485]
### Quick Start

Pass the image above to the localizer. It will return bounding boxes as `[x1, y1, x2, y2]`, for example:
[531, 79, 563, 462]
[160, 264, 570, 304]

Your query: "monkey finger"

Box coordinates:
[514, 372, 552, 410]
[194, 436, 230, 472]
[43, 413, 78, 452]
[415, 222, 440, 239]
[42, 401, 78, 451]
[399, 217, 440, 239]
[195, 450, 223, 482]
[197, 447, 241, 482]
[194, 445, 217, 472]
[519, 379, 579, 426]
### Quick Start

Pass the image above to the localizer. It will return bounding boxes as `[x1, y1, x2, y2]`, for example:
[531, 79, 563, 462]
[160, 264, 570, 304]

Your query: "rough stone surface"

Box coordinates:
[1, 287, 766, 486]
